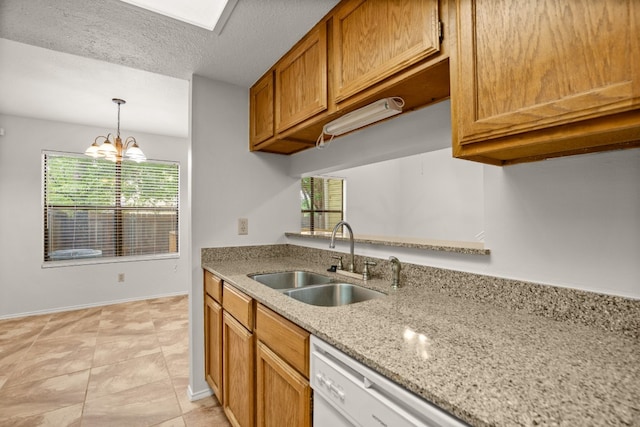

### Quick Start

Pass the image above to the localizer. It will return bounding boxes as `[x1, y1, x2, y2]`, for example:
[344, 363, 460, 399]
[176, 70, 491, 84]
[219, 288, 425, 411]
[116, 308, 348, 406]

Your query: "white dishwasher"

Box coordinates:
[310, 336, 468, 427]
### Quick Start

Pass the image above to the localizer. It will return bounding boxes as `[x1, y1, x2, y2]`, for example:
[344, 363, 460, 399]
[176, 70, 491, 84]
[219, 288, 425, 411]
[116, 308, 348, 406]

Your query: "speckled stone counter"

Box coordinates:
[202, 245, 640, 427]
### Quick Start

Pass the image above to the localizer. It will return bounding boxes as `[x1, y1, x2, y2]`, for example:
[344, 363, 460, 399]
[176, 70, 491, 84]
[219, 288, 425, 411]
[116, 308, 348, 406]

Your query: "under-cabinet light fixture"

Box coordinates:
[84, 98, 146, 163]
[317, 97, 404, 149]
[324, 97, 404, 136]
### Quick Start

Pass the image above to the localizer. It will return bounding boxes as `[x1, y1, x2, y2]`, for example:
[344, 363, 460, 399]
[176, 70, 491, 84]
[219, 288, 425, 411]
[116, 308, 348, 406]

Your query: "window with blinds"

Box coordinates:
[301, 177, 344, 232]
[43, 151, 179, 263]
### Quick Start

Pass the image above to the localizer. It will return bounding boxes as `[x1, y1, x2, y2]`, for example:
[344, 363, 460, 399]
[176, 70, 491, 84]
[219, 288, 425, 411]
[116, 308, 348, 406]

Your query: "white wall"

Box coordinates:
[289, 104, 640, 299]
[333, 148, 484, 241]
[0, 114, 190, 318]
[188, 75, 299, 397]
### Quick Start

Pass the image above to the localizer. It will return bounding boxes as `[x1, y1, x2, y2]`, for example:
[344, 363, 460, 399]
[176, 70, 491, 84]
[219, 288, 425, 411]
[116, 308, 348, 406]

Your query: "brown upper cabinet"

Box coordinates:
[249, 72, 274, 148]
[332, 0, 442, 104]
[275, 23, 328, 134]
[249, 0, 450, 155]
[450, 0, 640, 165]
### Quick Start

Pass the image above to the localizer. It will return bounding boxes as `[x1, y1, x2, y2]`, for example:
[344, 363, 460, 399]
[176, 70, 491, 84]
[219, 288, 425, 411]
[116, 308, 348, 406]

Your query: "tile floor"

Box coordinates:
[0, 295, 231, 426]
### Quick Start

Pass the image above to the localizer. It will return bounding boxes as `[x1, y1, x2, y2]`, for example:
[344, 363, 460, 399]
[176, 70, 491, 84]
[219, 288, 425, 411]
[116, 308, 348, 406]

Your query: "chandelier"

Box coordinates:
[84, 98, 146, 163]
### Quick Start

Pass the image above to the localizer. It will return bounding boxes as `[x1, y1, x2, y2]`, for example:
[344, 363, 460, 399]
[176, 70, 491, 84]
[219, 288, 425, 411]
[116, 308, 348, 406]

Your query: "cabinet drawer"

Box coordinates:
[223, 283, 254, 331]
[256, 304, 310, 378]
[204, 270, 222, 303]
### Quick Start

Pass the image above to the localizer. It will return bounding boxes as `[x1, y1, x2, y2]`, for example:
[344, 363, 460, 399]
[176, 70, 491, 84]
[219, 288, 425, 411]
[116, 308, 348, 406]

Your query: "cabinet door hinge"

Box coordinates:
[438, 20, 444, 42]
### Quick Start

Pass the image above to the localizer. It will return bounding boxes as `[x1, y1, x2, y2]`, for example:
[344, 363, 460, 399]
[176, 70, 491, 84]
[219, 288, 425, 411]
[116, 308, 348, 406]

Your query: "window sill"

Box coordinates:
[285, 232, 490, 255]
[42, 253, 180, 268]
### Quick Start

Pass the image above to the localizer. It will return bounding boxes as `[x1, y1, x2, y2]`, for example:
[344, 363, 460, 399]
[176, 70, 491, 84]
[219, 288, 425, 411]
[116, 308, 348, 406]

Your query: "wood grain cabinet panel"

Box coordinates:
[256, 341, 311, 427]
[223, 311, 255, 427]
[450, 0, 640, 165]
[204, 294, 223, 401]
[204, 270, 222, 303]
[275, 23, 328, 133]
[332, 0, 441, 103]
[223, 283, 254, 331]
[249, 71, 275, 149]
[255, 304, 310, 378]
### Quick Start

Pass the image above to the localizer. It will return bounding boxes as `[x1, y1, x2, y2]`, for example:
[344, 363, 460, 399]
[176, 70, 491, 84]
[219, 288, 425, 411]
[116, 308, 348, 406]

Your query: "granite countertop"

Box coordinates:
[202, 256, 640, 427]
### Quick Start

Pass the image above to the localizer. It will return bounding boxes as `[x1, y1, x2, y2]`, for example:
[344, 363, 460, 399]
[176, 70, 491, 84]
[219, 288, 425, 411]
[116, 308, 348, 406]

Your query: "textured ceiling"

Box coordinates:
[0, 0, 339, 87]
[0, 0, 339, 136]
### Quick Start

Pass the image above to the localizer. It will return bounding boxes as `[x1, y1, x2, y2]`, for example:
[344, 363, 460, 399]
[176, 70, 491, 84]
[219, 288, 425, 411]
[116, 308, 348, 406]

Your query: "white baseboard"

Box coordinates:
[0, 291, 189, 320]
[188, 384, 213, 402]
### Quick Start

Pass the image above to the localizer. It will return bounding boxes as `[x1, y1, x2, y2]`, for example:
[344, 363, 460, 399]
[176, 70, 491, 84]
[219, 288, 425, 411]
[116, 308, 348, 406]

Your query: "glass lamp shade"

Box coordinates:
[84, 142, 101, 158]
[98, 140, 118, 157]
[124, 143, 146, 163]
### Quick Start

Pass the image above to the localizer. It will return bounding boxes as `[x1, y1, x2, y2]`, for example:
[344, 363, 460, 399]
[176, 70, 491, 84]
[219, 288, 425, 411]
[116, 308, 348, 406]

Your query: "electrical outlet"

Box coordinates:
[238, 218, 248, 235]
[118, 273, 125, 283]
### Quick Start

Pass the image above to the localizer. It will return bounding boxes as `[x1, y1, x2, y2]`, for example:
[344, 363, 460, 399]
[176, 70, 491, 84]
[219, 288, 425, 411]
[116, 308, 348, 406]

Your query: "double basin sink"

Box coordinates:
[248, 271, 385, 307]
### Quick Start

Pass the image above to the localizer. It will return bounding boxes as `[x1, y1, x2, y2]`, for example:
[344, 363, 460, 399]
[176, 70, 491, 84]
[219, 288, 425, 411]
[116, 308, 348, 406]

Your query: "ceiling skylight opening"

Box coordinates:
[119, 0, 238, 34]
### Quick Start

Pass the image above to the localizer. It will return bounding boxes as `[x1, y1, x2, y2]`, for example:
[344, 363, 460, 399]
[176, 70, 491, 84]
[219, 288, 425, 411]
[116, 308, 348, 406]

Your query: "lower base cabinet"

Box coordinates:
[204, 295, 223, 400]
[223, 311, 255, 427]
[255, 303, 312, 427]
[256, 341, 311, 427]
[203, 271, 312, 427]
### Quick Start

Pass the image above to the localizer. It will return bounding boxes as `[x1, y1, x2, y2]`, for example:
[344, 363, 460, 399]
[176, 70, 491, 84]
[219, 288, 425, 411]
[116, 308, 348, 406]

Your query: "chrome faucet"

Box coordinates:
[330, 220, 355, 272]
[389, 256, 401, 289]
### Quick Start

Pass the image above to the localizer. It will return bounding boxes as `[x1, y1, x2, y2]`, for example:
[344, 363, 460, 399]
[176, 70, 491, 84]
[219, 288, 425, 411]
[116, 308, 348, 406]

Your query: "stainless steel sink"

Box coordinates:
[283, 283, 385, 307]
[248, 271, 333, 290]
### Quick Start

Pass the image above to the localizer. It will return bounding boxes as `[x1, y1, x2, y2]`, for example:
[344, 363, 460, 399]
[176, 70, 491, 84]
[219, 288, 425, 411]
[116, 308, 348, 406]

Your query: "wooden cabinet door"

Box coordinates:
[275, 22, 328, 133]
[204, 295, 223, 401]
[451, 0, 640, 164]
[256, 341, 311, 427]
[250, 71, 275, 149]
[332, 0, 441, 103]
[223, 312, 255, 427]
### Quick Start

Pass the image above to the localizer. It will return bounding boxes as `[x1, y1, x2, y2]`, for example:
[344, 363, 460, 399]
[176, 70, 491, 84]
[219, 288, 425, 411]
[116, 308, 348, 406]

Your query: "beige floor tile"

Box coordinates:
[39, 307, 101, 339]
[0, 314, 50, 342]
[93, 333, 161, 367]
[99, 308, 153, 323]
[86, 352, 170, 401]
[4, 334, 96, 387]
[152, 416, 186, 427]
[97, 320, 156, 343]
[0, 402, 83, 427]
[82, 378, 182, 427]
[162, 341, 190, 381]
[0, 296, 219, 426]
[153, 316, 189, 333]
[0, 340, 33, 377]
[157, 326, 189, 348]
[100, 300, 151, 317]
[182, 405, 231, 427]
[0, 369, 89, 420]
[149, 296, 189, 320]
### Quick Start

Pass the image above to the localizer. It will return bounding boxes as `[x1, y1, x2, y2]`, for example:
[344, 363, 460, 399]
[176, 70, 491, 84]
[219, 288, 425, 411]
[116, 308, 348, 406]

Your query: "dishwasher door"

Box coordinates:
[310, 336, 468, 427]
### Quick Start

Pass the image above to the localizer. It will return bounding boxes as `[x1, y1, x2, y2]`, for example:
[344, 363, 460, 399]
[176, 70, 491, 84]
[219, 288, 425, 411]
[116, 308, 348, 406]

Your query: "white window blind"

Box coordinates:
[43, 151, 179, 263]
[301, 177, 344, 232]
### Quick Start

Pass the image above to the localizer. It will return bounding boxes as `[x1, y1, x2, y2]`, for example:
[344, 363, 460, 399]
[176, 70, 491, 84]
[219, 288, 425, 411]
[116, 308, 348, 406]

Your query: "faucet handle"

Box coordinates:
[331, 255, 343, 271]
[362, 259, 377, 281]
